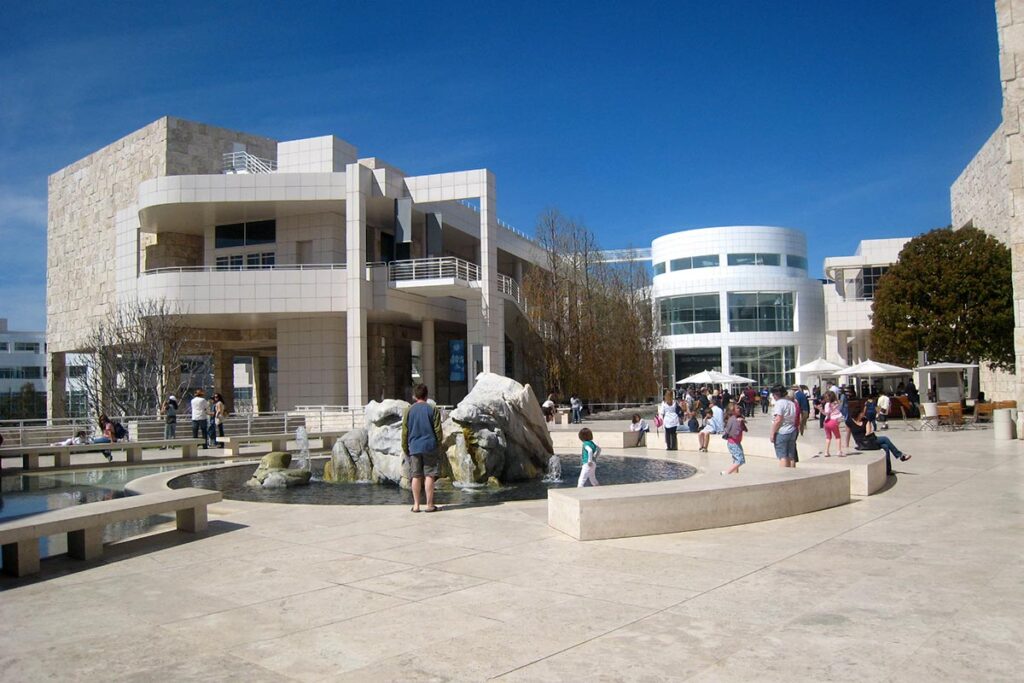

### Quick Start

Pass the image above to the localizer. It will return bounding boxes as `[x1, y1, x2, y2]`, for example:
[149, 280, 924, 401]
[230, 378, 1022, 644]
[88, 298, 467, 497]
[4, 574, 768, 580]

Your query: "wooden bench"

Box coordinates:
[0, 439, 205, 470]
[0, 488, 222, 577]
[216, 431, 346, 456]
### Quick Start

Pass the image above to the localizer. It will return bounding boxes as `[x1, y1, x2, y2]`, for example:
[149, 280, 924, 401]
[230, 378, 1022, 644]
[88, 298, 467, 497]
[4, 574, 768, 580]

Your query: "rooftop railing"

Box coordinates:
[143, 263, 347, 275]
[223, 151, 277, 174]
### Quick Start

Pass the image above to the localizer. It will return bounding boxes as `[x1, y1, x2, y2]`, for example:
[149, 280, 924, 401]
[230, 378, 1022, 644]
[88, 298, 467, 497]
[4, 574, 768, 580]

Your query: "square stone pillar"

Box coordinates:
[213, 349, 235, 412]
[479, 171, 505, 376]
[346, 163, 371, 407]
[47, 352, 67, 420]
[421, 319, 436, 392]
[253, 355, 272, 413]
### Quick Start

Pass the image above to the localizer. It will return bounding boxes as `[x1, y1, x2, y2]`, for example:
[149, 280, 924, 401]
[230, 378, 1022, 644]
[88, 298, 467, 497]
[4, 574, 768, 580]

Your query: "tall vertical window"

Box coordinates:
[727, 292, 794, 332]
[659, 294, 721, 335]
[728, 346, 796, 387]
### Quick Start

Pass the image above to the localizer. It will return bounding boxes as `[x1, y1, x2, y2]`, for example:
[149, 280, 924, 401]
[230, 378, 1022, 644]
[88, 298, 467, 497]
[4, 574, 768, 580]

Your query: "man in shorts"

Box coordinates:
[401, 384, 444, 513]
[769, 385, 798, 468]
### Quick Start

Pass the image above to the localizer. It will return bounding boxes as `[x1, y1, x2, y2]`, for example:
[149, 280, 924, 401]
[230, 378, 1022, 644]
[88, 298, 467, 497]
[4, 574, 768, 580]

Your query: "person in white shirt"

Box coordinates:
[769, 385, 798, 467]
[659, 391, 680, 450]
[698, 398, 725, 452]
[190, 389, 210, 449]
[877, 391, 892, 430]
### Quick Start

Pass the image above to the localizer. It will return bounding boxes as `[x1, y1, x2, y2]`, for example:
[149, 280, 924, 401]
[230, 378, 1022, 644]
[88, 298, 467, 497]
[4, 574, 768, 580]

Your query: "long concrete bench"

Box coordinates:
[548, 468, 851, 541]
[0, 439, 205, 470]
[548, 429, 647, 449]
[215, 431, 346, 457]
[0, 487, 221, 577]
[643, 431, 888, 496]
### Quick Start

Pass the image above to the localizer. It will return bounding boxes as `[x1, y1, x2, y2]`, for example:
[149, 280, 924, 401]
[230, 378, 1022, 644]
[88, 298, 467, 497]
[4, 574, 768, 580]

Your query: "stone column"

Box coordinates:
[213, 349, 234, 411]
[466, 302, 483, 392]
[997, 1, 1024, 407]
[47, 352, 67, 420]
[479, 171, 505, 375]
[346, 163, 371, 406]
[253, 356, 272, 413]
[421, 319, 436, 392]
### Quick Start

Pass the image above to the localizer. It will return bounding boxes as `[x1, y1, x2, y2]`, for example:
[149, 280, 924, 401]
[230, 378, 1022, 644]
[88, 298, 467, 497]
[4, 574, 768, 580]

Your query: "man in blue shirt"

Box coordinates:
[793, 385, 811, 436]
[401, 384, 444, 513]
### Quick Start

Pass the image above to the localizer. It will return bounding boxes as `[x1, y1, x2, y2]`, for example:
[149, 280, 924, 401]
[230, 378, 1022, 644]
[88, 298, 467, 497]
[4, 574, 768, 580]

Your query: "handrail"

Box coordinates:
[388, 256, 481, 282]
[222, 151, 277, 174]
[497, 273, 521, 304]
[454, 199, 535, 243]
[142, 263, 346, 275]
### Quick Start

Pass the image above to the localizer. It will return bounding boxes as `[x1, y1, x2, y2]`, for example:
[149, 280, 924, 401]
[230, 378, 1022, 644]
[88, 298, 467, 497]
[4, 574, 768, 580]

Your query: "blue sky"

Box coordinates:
[0, 1, 1003, 330]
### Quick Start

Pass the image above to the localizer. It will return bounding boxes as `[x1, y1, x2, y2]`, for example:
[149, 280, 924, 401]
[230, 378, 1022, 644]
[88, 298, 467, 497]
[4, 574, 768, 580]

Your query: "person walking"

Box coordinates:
[162, 395, 178, 440]
[401, 384, 444, 513]
[759, 387, 770, 414]
[576, 427, 600, 487]
[820, 390, 844, 457]
[721, 403, 748, 475]
[794, 385, 810, 436]
[877, 391, 891, 430]
[659, 390, 680, 450]
[769, 385, 798, 467]
[190, 389, 210, 449]
[570, 394, 583, 424]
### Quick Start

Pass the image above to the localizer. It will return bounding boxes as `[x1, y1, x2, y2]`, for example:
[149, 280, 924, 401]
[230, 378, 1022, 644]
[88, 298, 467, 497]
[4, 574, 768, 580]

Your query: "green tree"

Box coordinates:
[871, 226, 1014, 371]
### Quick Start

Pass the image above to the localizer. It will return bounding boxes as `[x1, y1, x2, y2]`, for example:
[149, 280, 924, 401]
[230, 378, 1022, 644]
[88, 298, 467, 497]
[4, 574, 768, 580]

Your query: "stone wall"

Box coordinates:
[144, 232, 204, 270]
[46, 116, 277, 354]
[47, 118, 169, 353]
[951, 125, 1011, 239]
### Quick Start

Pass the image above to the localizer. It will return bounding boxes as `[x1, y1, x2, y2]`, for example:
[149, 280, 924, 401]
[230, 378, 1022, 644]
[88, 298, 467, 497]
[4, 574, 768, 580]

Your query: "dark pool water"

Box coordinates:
[169, 454, 696, 507]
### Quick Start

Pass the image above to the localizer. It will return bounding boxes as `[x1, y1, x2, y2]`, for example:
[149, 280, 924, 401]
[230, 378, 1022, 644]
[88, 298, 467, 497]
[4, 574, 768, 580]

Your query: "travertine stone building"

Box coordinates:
[950, 1, 1024, 401]
[47, 117, 543, 416]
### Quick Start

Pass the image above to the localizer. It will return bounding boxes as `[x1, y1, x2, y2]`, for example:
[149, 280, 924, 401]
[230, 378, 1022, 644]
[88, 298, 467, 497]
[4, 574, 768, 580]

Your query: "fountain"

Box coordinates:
[295, 426, 311, 471]
[542, 454, 562, 483]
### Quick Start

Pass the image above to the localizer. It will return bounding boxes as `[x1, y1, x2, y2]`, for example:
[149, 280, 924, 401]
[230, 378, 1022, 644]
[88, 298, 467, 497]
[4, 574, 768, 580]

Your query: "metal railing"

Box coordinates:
[388, 257, 480, 283]
[455, 199, 535, 243]
[142, 263, 346, 275]
[498, 273, 521, 304]
[223, 151, 277, 174]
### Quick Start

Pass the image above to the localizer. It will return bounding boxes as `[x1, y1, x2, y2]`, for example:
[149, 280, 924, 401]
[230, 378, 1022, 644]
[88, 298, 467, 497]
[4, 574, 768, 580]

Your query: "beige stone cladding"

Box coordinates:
[950, 124, 1011, 240]
[276, 317, 347, 409]
[46, 116, 277, 354]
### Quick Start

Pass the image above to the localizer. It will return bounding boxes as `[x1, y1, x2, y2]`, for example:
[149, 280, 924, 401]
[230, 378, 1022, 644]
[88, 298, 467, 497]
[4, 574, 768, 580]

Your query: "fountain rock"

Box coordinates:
[321, 375, 551, 488]
[442, 373, 552, 484]
[247, 451, 313, 488]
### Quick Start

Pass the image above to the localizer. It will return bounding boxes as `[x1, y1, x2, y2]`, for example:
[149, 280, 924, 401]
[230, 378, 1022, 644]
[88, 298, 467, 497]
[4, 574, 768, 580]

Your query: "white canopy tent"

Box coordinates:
[914, 362, 979, 403]
[787, 358, 847, 375]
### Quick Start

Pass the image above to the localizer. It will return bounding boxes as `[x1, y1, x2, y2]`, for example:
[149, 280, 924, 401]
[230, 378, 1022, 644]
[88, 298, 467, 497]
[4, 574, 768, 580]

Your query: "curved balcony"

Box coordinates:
[136, 264, 349, 316]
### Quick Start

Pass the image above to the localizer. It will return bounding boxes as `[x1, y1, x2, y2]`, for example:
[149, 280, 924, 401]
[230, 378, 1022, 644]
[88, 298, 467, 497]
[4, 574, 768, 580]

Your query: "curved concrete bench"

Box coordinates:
[643, 432, 889, 496]
[548, 467, 850, 541]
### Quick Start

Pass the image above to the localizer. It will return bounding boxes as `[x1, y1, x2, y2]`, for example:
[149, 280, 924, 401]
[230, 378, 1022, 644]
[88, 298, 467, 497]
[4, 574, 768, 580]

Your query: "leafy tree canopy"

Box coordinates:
[871, 226, 1014, 372]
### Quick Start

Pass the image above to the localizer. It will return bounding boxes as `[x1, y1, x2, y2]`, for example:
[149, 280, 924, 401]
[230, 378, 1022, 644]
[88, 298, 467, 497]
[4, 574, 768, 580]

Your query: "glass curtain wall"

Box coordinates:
[727, 292, 794, 332]
[729, 346, 796, 387]
[659, 295, 721, 335]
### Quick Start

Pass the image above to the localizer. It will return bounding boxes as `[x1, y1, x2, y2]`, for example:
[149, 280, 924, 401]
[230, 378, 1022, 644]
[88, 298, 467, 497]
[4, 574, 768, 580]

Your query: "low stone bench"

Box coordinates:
[216, 431, 346, 457]
[548, 429, 647, 450]
[0, 487, 222, 577]
[0, 439, 205, 470]
[548, 468, 851, 541]
[645, 432, 888, 496]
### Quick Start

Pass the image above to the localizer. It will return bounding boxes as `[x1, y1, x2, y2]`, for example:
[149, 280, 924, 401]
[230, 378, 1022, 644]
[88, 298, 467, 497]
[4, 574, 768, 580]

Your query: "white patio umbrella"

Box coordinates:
[787, 358, 847, 375]
[677, 370, 756, 385]
[836, 359, 913, 377]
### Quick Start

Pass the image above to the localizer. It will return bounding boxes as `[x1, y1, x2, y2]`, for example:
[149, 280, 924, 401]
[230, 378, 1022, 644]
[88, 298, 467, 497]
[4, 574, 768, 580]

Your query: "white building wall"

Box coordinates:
[651, 226, 825, 385]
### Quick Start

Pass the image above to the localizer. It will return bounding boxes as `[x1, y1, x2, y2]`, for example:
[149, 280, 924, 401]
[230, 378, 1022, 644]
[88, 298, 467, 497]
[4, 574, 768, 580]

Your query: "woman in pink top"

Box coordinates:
[820, 390, 844, 457]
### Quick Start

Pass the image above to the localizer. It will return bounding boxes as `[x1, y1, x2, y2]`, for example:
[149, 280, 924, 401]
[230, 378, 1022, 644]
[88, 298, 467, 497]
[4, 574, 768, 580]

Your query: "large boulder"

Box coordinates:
[321, 376, 551, 488]
[247, 451, 312, 488]
[443, 373, 552, 484]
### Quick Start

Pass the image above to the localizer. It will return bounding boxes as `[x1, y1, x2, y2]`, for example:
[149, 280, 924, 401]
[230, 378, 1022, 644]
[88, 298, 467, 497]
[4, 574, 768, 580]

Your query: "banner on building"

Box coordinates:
[449, 340, 466, 382]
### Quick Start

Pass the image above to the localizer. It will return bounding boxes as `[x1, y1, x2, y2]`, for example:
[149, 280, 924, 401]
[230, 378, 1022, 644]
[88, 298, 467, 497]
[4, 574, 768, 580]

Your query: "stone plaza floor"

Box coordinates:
[1, 418, 1021, 681]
